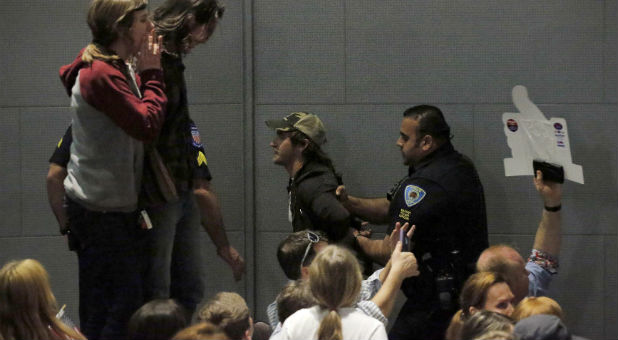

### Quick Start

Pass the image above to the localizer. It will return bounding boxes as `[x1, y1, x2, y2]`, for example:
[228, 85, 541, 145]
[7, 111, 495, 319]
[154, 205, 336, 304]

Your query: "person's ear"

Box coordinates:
[421, 135, 433, 151]
[469, 306, 479, 315]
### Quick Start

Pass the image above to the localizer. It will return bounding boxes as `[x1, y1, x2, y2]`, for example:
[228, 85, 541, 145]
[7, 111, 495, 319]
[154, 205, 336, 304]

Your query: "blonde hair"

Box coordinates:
[82, 0, 148, 63]
[445, 310, 464, 340]
[459, 271, 508, 321]
[308, 245, 362, 340]
[511, 296, 564, 322]
[197, 292, 250, 340]
[0, 259, 85, 340]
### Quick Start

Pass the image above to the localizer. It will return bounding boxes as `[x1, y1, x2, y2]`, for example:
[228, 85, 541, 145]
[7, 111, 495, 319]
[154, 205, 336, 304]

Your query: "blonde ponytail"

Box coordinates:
[309, 246, 362, 340]
[82, 43, 121, 64]
[317, 309, 343, 340]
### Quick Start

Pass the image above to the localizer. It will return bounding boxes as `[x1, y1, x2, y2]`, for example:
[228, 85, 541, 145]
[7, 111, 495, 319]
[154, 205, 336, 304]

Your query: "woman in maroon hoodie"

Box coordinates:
[59, 0, 167, 338]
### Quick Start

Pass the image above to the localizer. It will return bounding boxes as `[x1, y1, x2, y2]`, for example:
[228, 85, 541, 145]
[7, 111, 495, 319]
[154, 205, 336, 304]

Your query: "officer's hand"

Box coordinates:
[534, 170, 562, 207]
[391, 241, 420, 278]
[335, 185, 348, 203]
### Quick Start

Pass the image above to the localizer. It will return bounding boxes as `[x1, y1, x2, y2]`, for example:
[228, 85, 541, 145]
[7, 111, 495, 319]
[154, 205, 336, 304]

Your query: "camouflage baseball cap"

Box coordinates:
[265, 112, 326, 146]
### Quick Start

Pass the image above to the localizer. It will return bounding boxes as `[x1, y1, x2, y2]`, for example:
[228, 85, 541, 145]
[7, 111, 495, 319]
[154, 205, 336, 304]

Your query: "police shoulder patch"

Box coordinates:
[190, 124, 202, 148]
[404, 185, 426, 207]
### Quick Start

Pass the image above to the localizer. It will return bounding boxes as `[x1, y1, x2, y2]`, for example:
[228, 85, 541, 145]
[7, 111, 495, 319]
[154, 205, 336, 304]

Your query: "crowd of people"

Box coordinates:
[0, 0, 585, 339]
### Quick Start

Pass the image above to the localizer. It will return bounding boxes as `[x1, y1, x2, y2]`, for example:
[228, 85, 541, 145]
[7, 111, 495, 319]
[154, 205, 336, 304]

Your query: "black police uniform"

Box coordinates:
[387, 141, 488, 340]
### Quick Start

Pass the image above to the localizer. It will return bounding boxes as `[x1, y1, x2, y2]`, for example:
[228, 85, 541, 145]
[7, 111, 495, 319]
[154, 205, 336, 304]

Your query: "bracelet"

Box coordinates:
[544, 204, 561, 212]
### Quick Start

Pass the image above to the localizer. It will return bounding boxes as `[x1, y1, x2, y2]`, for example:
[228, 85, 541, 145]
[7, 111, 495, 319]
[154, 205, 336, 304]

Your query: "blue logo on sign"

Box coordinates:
[404, 185, 426, 207]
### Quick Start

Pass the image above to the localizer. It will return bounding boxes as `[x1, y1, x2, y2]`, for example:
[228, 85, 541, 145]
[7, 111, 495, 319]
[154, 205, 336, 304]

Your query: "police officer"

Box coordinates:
[336, 105, 488, 340]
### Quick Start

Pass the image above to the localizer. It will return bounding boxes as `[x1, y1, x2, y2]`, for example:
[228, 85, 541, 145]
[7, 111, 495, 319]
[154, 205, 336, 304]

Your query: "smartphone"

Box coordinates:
[400, 228, 411, 252]
[532, 160, 564, 183]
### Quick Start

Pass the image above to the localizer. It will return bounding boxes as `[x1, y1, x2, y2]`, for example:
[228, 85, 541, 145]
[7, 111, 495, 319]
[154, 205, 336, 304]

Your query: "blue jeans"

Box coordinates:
[66, 198, 147, 340]
[144, 192, 205, 317]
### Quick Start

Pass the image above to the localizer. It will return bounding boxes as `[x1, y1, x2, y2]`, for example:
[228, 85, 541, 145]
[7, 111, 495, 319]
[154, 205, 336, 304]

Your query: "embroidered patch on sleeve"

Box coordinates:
[191, 124, 202, 148]
[197, 151, 208, 166]
[404, 185, 426, 207]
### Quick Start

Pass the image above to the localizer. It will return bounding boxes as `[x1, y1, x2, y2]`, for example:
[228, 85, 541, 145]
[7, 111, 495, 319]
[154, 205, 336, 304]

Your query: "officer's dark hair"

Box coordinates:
[277, 231, 328, 280]
[403, 105, 452, 143]
[289, 131, 342, 183]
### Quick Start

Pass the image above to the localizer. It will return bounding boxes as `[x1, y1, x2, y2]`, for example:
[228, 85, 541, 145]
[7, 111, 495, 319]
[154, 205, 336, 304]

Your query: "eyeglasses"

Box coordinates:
[299, 231, 320, 273]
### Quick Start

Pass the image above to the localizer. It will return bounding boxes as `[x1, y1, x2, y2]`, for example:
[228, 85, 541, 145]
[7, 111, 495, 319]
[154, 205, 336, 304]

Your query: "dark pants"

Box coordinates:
[67, 199, 147, 340]
[388, 299, 455, 340]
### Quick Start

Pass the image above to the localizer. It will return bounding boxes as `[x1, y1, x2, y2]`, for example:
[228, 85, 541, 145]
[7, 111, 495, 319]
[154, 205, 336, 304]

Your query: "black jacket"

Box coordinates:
[388, 141, 488, 303]
[288, 161, 353, 242]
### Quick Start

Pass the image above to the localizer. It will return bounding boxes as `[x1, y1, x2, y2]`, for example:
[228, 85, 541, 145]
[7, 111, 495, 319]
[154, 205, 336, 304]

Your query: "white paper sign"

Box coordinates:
[503, 85, 584, 184]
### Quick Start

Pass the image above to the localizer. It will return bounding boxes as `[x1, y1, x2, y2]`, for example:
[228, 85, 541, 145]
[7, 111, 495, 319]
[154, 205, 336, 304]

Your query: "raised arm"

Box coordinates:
[370, 224, 419, 317]
[532, 170, 563, 257]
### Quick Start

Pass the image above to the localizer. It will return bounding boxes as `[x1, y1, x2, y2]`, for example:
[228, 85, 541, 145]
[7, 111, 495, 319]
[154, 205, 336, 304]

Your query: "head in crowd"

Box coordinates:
[477, 244, 530, 304]
[398, 105, 451, 166]
[459, 271, 515, 321]
[474, 330, 516, 340]
[309, 245, 362, 340]
[444, 310, 464, 340]
[459, 310, 514, 340]
[251, 322, 272, 340]
[514, 314, 581, 340]
[276, 280, 317, 323]
[82, 0, 150, 63]
[197, 292, 252, 340]
[127, 299, 187, 340]
[0, 259, 85, 340]
[277, 230, 328, 280]
[153, 0, 224, 54]
[171, 322, 229, 340]
[512, 296, 564, 322]
[266, 112, 339, 176]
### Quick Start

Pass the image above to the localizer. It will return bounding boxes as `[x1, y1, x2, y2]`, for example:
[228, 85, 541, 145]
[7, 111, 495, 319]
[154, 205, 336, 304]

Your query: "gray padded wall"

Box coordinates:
[0, 0, 250, 326]
[253, 1, 617, 339]
[0, 0, 616, 339]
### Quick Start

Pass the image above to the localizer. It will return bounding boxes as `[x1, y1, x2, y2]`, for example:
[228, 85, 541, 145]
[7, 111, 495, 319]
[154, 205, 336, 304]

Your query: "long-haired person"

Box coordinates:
[0, 259, 86, 340]
[279, 245, 387, 340]
[142, 0, 245, 318]
[445, 271, 515, 340]
[59, 0, 166, 338]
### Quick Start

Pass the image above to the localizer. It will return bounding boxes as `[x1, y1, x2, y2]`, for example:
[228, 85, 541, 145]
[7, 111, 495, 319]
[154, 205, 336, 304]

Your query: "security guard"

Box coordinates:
[337, 105, 488, 340]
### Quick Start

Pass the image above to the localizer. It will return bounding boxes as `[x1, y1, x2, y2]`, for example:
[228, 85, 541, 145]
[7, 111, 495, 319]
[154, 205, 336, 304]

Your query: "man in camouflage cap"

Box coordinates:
[266, 112, 360, 244]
